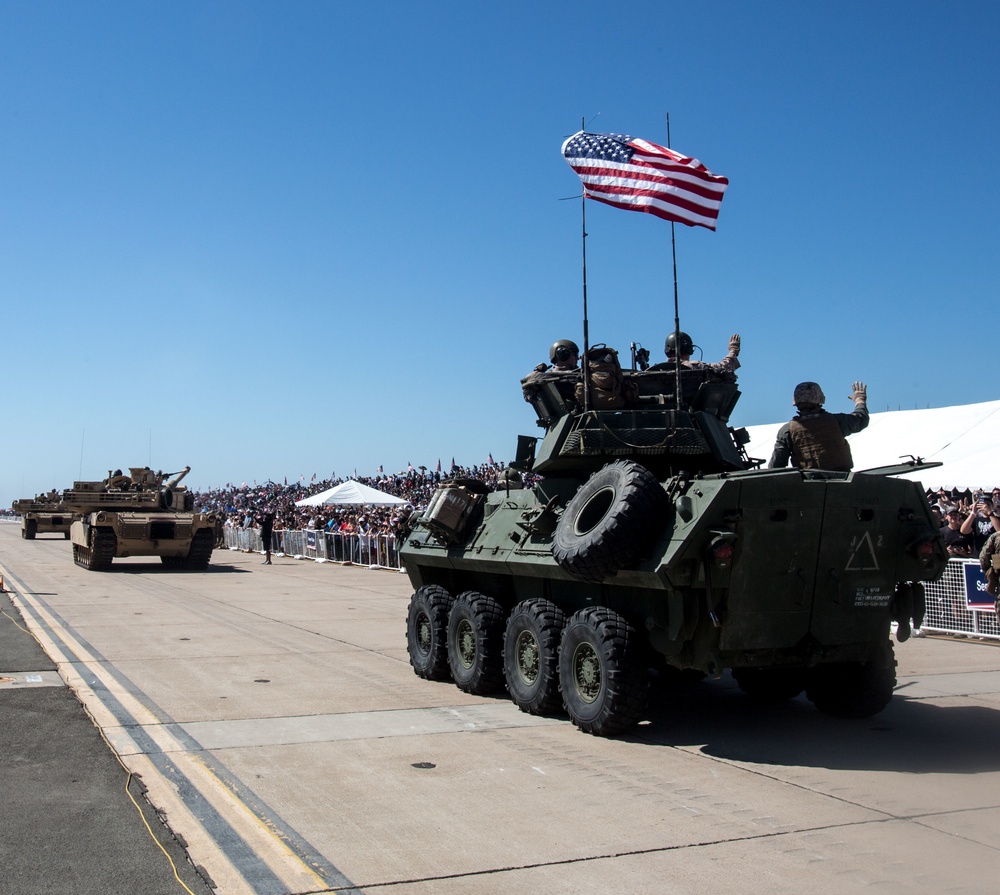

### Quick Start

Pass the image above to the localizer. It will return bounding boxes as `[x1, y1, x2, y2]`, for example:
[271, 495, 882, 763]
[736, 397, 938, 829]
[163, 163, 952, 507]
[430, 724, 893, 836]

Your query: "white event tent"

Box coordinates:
[294, 480, 410, 507]
[742, 399, 1000, 491]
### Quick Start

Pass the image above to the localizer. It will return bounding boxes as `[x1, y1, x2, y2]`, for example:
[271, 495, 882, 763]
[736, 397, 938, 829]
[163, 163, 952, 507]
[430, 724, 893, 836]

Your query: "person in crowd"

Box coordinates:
[257, 507, 275, 565]
[960, 492, 1000, 552]
[941, 507, 975, 558]
[768, 381, 869, 471]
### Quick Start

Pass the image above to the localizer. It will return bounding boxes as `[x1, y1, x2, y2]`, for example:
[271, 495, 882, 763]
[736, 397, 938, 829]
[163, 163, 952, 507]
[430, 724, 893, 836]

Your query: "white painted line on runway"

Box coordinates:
[110, 702, 565, 753]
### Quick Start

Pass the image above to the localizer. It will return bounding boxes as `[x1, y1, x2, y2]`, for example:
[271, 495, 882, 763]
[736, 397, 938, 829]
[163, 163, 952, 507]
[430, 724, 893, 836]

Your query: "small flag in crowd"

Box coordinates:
[408, 462, 414, 472]
[436, 459, 441, 472]
[488, 453, 495, 465]
[378, 464, 383, 474]
[561, 131, 728, 231]
[451, 457, 456, 471]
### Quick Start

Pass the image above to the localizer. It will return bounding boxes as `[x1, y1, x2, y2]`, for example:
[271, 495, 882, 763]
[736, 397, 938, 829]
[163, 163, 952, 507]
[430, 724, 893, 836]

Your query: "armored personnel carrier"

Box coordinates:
[400, 350, 948, 736]
[63, 466, 216, 571]
[12, 493, 73, 540]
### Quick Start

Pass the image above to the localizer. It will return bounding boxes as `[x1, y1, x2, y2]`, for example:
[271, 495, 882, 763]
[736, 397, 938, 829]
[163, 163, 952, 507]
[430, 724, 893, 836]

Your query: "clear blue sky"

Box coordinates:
[2, 1, 997, 505]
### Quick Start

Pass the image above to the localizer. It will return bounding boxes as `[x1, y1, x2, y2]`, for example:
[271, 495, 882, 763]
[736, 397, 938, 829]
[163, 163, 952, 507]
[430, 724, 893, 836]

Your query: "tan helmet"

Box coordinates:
[793, 381, 825, 406]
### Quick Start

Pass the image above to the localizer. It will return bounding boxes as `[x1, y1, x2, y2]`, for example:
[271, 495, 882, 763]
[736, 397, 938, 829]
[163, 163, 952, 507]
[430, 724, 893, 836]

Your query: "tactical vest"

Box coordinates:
[788, 412, 853, 471]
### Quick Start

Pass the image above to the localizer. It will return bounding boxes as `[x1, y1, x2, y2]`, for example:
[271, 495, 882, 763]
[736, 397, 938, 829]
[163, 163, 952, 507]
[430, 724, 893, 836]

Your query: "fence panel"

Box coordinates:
[222, 527, 400, 569]
[920, 559, 999, 639]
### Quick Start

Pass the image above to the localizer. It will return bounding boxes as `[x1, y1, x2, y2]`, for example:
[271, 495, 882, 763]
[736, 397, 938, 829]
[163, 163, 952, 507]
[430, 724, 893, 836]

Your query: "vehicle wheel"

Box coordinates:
[406, 585, 454, 680]
[552, 460, 667, 582]
[733, 667, 806, 702]
[558, 606, 648, 736]
[448, 590, 505, 694]
[23, 520, 36, 540]
[805, 641, 896, 718]
[503, 599, 566, 715]
[64, 531, 71, 540]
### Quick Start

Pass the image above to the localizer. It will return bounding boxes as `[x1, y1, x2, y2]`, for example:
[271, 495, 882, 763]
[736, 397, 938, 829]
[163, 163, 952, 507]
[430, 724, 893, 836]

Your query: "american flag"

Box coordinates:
[561, 131, 728, 231]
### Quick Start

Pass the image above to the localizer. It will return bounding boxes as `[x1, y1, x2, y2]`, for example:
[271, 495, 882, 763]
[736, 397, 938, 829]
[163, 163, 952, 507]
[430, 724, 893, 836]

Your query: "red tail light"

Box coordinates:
[712, 542, 734, 563]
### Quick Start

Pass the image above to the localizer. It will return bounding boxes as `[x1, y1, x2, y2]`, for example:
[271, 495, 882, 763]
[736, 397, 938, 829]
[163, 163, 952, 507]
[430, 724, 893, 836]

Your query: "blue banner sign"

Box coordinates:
[963, 560, 996, 611]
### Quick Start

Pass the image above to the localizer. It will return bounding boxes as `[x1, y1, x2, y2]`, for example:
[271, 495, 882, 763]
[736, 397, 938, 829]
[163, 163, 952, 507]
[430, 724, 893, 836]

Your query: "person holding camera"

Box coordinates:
[941, 507, 975, 558]
[960, 491, 1000, 552]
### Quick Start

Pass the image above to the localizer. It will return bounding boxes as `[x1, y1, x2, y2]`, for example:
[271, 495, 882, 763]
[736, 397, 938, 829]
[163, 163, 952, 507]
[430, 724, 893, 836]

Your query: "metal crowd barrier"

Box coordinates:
[222, 527, 401, 570]
[218, 532, 999, 639]
[919, 558, 1000, 640]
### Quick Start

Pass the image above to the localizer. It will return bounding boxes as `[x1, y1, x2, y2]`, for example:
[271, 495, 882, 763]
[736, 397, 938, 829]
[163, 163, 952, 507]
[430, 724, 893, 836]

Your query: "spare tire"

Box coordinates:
[552, 460, 667, 582]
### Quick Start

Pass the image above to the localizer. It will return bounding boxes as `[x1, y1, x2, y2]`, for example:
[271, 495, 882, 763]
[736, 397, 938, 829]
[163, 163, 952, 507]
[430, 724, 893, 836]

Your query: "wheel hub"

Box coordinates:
[457, 619, 476, 668]
[515, 630, 540, 684]
[573, 642, 602, 703]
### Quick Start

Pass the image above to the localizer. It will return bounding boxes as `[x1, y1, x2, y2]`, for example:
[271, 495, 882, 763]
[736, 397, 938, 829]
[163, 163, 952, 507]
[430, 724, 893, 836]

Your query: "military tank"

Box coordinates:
[399, 349, 948, 736]
[12, 492, 73, 540]
[63, 466, 216, 571]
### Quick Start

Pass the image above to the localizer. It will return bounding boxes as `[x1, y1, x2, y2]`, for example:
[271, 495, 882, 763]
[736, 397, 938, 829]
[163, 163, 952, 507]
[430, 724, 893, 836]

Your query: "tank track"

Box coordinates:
[73, 529, 116, 571]
[184, 529, 214, 570]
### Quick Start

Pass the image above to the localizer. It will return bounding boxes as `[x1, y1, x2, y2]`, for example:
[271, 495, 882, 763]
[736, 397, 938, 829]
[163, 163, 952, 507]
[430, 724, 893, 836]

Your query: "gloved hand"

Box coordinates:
[850, 381, 867, 404]
[728, 334, 741, 357]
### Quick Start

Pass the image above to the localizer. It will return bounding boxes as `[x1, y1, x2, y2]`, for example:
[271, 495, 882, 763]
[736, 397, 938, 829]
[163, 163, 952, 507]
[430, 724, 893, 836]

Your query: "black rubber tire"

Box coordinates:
[558, 606, 648, 736]
[503, 599, 566, 716]
[805, 641, 897, 718]
[406, 585, 455, 680]
[23, 519, 36, 540]
[733, 667, 806, 702]
[552, 460, 667, 582]
[447, 590, 506, 694]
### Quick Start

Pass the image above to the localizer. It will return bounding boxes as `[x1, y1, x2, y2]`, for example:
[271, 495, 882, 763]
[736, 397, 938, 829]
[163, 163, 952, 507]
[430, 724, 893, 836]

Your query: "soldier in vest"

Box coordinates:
[768, 380, 869, 471]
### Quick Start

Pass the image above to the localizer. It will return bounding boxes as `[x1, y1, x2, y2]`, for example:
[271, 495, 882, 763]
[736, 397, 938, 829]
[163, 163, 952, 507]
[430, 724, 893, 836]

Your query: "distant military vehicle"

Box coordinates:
[12, 493, 73, 540]
[400, 350, 947, 736]
[63, 466, 216, 571]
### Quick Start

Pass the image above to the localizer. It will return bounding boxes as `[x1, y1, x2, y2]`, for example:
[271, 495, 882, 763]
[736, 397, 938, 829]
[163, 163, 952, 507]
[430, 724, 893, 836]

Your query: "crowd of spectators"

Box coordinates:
[191, 460, 540, 539]
[927, 486, 1000, 558]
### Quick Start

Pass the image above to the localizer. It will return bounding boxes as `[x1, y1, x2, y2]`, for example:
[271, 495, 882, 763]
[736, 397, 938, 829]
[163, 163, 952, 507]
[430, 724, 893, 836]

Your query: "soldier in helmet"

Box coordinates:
[768, 381, 869, 471]
[548, 339, 580, 371]
[521, 339, 582, 410]
[649, 331, 741, 376]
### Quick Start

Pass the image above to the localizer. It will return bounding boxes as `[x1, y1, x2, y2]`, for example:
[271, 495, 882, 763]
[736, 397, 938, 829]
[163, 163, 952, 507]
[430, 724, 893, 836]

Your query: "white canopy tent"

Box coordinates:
[743, 399, 1000, 491]
[294, 480, 410, 507]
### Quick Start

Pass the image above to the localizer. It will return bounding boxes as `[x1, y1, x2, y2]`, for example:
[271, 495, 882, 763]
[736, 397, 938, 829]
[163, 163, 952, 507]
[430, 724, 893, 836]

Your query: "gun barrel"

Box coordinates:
[166, 466, 192, 489]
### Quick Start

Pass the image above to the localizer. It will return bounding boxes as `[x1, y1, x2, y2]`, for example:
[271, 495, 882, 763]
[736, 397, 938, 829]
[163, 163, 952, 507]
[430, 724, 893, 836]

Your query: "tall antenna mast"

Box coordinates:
[666, 113, 683, 408]
[579, 116, 591, 412]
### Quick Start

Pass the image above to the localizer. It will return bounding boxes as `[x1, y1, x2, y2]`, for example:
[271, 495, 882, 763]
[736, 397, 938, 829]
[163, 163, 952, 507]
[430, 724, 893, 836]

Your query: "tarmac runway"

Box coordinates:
[2, 521, 1000, 894]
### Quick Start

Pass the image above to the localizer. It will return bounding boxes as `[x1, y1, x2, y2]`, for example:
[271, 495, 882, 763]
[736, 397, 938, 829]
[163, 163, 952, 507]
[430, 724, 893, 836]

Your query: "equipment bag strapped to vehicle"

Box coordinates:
[574, 344, 638, 410]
